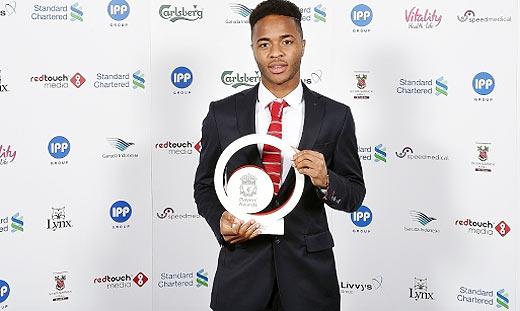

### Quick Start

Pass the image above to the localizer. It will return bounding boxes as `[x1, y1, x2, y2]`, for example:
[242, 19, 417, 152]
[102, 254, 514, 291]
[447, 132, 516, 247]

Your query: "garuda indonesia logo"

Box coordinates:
[107, 138, 134, 151]
[409, 210, 436, 226]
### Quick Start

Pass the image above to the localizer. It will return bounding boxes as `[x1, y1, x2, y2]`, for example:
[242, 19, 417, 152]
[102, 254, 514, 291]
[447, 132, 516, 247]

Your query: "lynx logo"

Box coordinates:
[0, 69, 8, 92]
[171, 67, 193, 89]
[0, 280, 9, 304]
[46, 207, 73, 231]
[108, 0, 130, 21]
[473, 72, 494, 95]
[351, 205, 372, 227]
[110, 200, 132, 223]
[351, 4, 372, 27]
[409, 277, 434, 301]
[48, 136, 70, 159]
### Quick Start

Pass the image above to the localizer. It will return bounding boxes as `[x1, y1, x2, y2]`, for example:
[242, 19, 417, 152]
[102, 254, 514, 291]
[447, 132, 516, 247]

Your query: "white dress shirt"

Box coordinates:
[256, 81, 305, 184]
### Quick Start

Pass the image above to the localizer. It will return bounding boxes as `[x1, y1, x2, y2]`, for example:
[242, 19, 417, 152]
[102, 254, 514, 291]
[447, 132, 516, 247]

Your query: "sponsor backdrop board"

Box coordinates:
[0, 0, 518, 310]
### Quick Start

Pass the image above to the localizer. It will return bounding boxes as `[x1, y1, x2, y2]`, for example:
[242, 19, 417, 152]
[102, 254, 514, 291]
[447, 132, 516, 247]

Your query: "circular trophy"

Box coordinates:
[214, 134, 304, 235]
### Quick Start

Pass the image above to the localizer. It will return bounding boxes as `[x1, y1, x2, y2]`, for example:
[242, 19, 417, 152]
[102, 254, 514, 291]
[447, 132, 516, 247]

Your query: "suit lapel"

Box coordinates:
[236, 84, 263, 168]
[277, 83, 324, 198]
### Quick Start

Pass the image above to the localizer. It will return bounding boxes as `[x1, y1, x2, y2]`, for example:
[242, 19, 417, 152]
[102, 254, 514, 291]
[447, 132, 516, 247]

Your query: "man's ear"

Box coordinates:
[301, 39, 306, 57]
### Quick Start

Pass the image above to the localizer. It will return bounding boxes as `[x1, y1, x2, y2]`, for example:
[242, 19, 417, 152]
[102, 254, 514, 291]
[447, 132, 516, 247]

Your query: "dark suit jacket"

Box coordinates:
[194, 83, 365, 311]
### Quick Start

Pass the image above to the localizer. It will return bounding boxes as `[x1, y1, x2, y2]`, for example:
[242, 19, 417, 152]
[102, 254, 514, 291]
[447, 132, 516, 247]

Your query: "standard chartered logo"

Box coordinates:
[221, 70, 261, 88]
[435, 77, 448, 96]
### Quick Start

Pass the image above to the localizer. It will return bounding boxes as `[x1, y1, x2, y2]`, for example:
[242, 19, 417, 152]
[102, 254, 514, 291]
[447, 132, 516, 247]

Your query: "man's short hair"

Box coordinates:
[249, 0, 303, 37]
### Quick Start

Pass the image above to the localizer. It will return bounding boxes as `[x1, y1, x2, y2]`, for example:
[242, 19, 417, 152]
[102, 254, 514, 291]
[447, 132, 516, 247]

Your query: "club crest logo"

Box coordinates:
[356, 74, 367, 89]
[240, 173, 257, 197]
[478, 145, 488, 162]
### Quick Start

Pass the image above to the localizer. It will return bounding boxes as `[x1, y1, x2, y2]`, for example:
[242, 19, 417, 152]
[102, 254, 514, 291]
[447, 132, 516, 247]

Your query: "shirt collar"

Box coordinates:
[257, 80, 304, 109]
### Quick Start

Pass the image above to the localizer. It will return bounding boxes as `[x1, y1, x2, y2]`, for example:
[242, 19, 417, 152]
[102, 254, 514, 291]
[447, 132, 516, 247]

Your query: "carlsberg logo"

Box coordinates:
[221, 70, 261, 88]
[159, 4, 203, 22]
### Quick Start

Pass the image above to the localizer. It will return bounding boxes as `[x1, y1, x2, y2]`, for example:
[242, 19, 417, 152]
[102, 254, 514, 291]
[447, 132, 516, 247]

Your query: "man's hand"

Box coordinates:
[292, 149, 329, 189]
[220, 211, 262, 244]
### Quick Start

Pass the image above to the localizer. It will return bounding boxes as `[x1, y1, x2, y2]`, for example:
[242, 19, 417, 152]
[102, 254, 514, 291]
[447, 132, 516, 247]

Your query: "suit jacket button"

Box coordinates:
[274, 238, 280, 244]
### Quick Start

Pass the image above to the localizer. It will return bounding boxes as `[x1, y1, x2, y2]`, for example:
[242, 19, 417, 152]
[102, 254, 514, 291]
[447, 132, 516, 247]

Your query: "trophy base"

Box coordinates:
[258, 218, 284, 235]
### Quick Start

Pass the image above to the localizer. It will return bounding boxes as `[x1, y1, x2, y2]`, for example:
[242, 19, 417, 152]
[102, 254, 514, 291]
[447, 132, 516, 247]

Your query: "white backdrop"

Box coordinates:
[0, 0, 518, 310]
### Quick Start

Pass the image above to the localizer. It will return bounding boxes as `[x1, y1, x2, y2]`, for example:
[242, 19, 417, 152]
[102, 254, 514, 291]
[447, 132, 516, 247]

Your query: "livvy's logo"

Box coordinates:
[405, 7, 442, 29]
[0, 145, 16, 165]
[159, 4, 203, 23]
[221, 70, 260, 88]
[340, 275, 383, 294]
[0, 1, 16, 16]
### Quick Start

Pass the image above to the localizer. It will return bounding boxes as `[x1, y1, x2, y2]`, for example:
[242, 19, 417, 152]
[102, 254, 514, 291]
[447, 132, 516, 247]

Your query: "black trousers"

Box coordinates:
[265, 280, 284, 311]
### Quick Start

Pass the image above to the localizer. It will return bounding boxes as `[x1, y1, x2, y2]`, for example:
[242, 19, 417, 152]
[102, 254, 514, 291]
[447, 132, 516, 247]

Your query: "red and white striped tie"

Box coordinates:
[262, 100, 288, 195]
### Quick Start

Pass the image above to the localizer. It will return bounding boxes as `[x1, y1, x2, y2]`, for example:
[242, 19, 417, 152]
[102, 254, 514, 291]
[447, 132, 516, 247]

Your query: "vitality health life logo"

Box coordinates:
[496, 289, 509, 309]
[11, 212, 23, 232]
[132, 71, 145, 89]
[70, 2, 83, 22]
[435, 77, 448, 96]
[196, 269, 208, 288]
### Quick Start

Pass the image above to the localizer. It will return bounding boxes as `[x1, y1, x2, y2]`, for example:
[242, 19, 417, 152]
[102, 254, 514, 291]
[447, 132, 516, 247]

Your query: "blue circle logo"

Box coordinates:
[351, 205, 373, 227]
[351, 4, 373, 27]
[0, 280, 10, 304]
[473, 72, 495, 95]
[171, 67, 193, 89]
[108, 0, 130, 21]
[48, 136, 71, 159]
[110, 200, 132, 223]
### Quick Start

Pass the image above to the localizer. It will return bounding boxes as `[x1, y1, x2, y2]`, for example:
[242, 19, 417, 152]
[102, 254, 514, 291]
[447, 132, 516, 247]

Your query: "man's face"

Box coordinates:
[251, 14, 305, 89]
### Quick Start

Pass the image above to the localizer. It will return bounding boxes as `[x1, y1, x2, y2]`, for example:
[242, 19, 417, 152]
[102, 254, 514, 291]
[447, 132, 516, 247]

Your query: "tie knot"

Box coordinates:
[269, 100, 288, 120]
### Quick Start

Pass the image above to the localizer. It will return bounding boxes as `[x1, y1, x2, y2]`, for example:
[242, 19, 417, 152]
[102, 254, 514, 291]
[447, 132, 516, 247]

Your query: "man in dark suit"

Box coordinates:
[194, 1, 365, 310]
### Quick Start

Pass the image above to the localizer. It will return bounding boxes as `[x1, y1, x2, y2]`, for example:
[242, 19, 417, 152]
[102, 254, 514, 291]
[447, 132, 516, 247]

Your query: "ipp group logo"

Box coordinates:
[0, 1, 16, 17]
[48, 136, 70, 165]
[110, 200, 132, 227]
[351, 205, 372, 234]
[221, 70, 260, 88]
[472, 72, 495, 102]
[405, 7, 442, 30]
[351, 4, 372, 31]
[0, 145, 16, 166]
[108, 0, 129, 27]
[171, 67, 193, 94]
[159, 4, 204, 23]
[0, 280, 10, 304]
